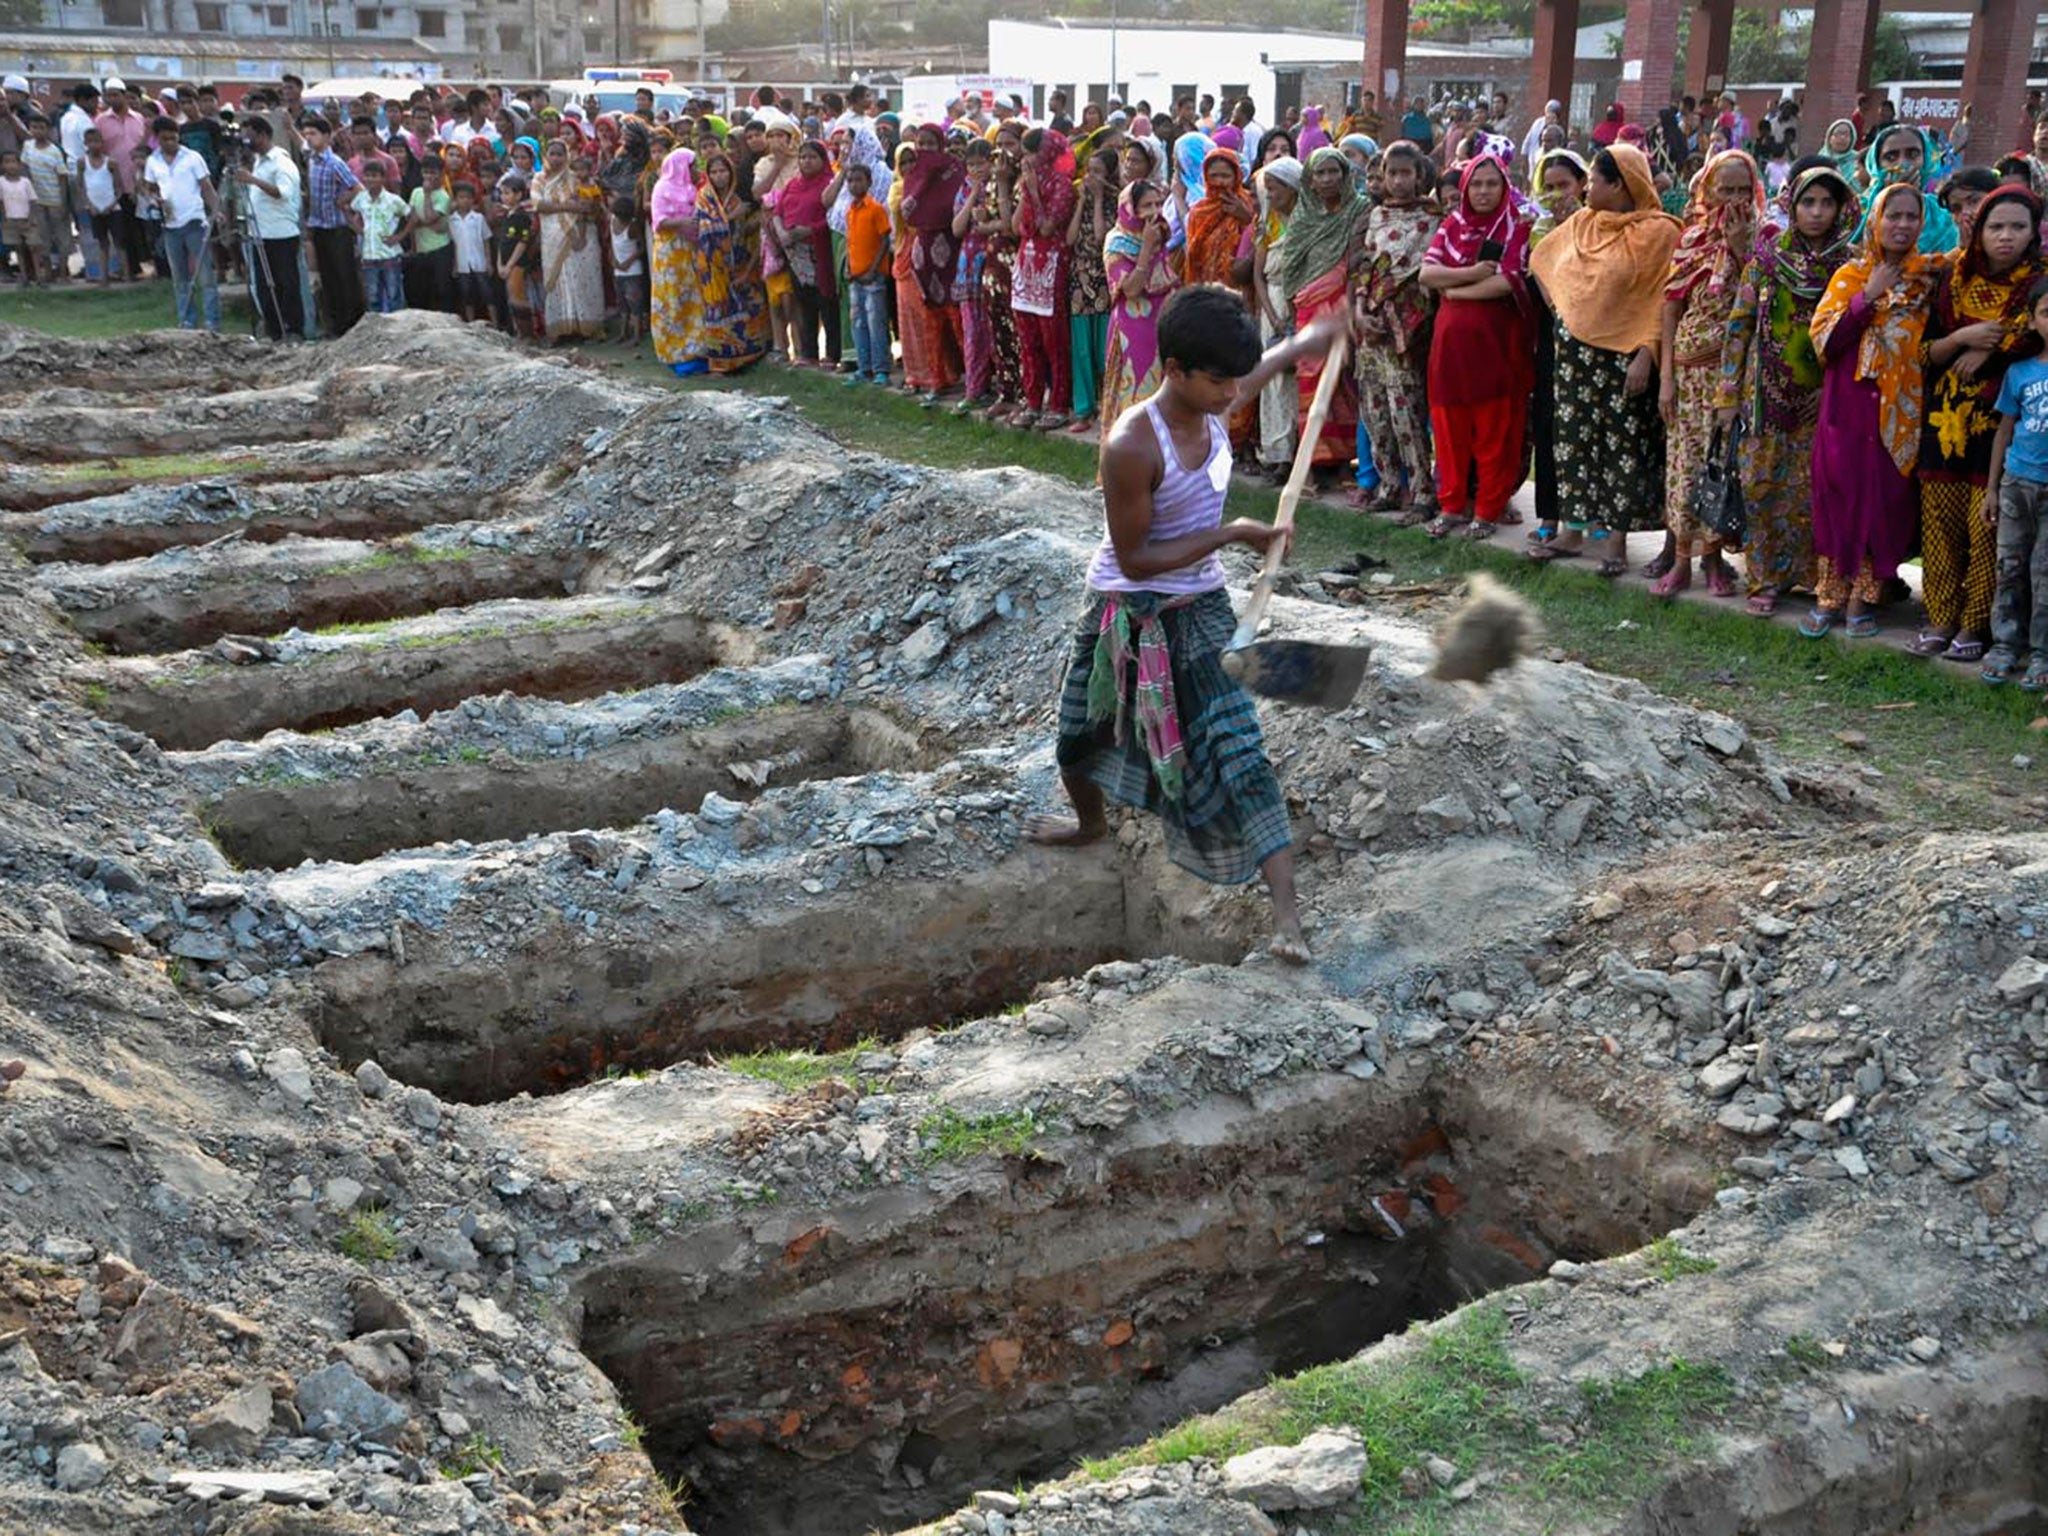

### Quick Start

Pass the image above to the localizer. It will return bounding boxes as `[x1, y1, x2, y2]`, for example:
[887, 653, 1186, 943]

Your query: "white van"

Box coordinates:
[545, 78, 694, 120]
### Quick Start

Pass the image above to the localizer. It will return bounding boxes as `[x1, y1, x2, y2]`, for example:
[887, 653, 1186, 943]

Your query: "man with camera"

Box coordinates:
[234, 116, 302, 342]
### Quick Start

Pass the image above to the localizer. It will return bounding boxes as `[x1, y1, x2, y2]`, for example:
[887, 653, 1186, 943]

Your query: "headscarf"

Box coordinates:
[1823, 119, 1860, 181]
[901, 137, 965, 231]
[512, 136, 542, 176]
[1130, 113, 1154, 139]
[650, 145, 697, 224]
[1425, 153, 1528, 283]
[1184, 148, 1255, 286]
[1529, 147, 1588, 246]
[1740, 166, 1858, 427]
[1859, 124, 1960, 253]
[1592, 102, 1625, 149]
[1353, 150, 1438, 350]
[600, 116, 651, 203]
[828, 121, 892, 233]
[1339, 133, 1378, 194]
[1812, 182, 1942, 473]
[1212, 124, 1245, 157]
[1023, 127, 1077, 229]
[1529, 142, 1681, 355]
[1297, 105, 1329, 156]
[1924, 185, 2046, 475]
[699, 114, 730, 142]
[1173, 131, 1214, 204]
[1664, 149, 1766, 304]
[1271, 144, 1368, 301]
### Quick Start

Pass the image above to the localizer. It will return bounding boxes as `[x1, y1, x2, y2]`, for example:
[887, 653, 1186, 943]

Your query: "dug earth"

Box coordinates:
[0, 316, 2042, 1536]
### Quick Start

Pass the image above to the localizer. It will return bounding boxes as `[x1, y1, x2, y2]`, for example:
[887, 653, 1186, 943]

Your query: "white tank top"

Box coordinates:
[1086, 399, 1232, 595]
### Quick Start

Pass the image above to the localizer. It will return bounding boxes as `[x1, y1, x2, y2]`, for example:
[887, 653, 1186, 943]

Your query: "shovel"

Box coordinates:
[1221, 332, 1372, 710]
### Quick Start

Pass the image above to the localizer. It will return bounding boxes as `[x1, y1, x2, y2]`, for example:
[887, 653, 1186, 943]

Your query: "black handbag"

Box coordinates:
[1691, 421, 1746, 546]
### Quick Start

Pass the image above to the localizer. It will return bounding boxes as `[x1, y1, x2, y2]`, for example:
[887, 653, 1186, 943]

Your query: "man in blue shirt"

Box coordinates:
[299, 115, 363, 336]
[1982, 276, 2048, 688]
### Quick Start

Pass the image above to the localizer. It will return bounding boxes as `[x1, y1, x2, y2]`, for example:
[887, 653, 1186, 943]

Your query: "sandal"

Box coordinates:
[1651, 563, 1693, 599]
[1705, 559, 1738, 599]
[1465, 519, 1502, 542]
[1597, 557, 1629, 579]
[1981, 647, 2019, 683]
[1035, 413, 1071, 433]
[1846, 612, 1881, 638]
[1391, 507, 1435, 529]
[1426, 515, 1472, 540]
[1527, 525, 1557, 544]
[2022, 663, 2048, 692]
[951, 395, 992, 418]
[1941, 636, 1987, 664]
[1500, 511, 1523, 526]
[1908, 629, 1955, 656]
[1066, 416, 1098, 434]
[1798, 608, 1841, 638]
[1643, 547, 1676, 581]
[1011, 410, 1041, 430]
[1526, 541, 1583, 562]
[1745, 593, 1779, 618]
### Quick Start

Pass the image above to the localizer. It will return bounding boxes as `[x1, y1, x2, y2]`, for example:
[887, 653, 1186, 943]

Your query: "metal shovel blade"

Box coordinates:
[1222, 638, 1373, 710]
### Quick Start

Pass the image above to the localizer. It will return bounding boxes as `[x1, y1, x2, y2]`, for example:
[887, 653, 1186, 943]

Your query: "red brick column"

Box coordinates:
[1960, 0, 2042, 164]
[1531, 0, 1580, 119]
[1802, 0, 1881, 148]
[1687, 0, 1734, 100]
[1615, 0, 1686, 121]
[1362, 0, 1412, 113]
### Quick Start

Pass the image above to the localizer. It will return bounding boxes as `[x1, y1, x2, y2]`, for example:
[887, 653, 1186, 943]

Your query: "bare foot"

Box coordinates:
[1024, 813, 1108, 848]
[1267, 926, 1311, 965]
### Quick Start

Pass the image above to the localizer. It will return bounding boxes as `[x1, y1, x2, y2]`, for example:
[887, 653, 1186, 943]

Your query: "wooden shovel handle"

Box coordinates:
[1231, 332, 1350, 649]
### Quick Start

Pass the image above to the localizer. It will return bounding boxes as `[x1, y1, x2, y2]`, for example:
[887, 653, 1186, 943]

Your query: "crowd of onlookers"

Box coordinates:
[6, 67, 2048, 683]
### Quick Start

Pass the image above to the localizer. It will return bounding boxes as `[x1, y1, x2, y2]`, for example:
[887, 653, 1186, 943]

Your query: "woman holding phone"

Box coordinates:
[1418, 152, 1533, 538]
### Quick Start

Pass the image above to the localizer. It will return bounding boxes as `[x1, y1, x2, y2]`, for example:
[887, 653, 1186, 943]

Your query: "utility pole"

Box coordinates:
[1109, 0, 1119, 104]
[319, 0, 335, 78]
[614, 0, 623, 62]
[823, 0, 833, 76]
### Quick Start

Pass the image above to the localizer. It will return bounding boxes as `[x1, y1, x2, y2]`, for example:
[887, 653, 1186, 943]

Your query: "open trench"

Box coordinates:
[309, 841, 1252, 1104]
[192, 703, 930, 869]
[574, 1070, 1718, 1536]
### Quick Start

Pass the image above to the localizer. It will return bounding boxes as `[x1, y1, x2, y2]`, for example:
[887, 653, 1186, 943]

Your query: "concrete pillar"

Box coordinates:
[1361, 0, 1411, 116]
[1960, 0, 2043, 164]
[1615, 0, 1686, 121]
[1802, 0, 1881, 148]
[1531, 0, 1580, 120]
[1687, 0, 1734, 101]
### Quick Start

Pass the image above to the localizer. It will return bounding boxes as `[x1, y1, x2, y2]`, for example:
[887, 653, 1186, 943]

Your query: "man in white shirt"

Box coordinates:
[143, 115, 221, 331]
[1521, 99, 1562, 171]
[446, 89, 499, 149]
[234, 115, 301, 341]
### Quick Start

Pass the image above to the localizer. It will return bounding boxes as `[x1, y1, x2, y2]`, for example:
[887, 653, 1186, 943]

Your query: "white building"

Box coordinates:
[987, 17, 1365, 125]
[635, 0, 727, 72]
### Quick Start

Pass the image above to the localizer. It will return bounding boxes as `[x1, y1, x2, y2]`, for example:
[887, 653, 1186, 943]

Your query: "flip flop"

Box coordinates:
[1525, 542, 1583, 562]
[1797, 608, 1840, 638]
[2022, 665, 2048, 692]
[1846, 613, 1881, 638]
[1942, 637, 1987, 663]
[1908, 629, 1954, 656]
[1465, 519, 1502, 542]
[1596, 557, 1628, 579]
[1745, 594, 1779, 617]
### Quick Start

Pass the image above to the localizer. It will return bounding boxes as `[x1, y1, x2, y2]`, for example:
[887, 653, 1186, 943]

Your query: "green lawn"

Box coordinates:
[1, 288, 2031, 825]
[0, 278, 252, 338]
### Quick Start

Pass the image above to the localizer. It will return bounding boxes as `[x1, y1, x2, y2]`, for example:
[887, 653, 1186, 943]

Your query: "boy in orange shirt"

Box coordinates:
[841, 161, 893, 385]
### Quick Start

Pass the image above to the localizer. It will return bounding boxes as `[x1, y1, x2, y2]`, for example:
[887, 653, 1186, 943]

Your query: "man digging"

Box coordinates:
[1027, 285, 1347, 964]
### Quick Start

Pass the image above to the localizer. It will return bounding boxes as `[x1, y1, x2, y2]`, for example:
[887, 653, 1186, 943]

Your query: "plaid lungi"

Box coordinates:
[1053, 587, 1294, 886]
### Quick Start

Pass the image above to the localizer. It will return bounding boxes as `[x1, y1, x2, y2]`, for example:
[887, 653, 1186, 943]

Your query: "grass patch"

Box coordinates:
[1642, 1235, 1718, 1281]
[719, 1038, 879, 1091]
[80, 681, 109, 708]
[915, 1106, 1042, 1164]
[0, 279, 251, 339]
[1084, 1305, 1733, 1530]
[316, 541, 473, 577]
[44, 451, 264, 483]
[440, 1432, 506, 1478]
[622, 356, 2043, 826]
[336, 1209, 401, 1264]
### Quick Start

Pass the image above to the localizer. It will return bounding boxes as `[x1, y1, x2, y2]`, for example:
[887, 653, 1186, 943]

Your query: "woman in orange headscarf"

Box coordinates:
[1801, 182, 1942, 638]
[1182, 145, 1259, 450]
[1527, 142, 1682, 576]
